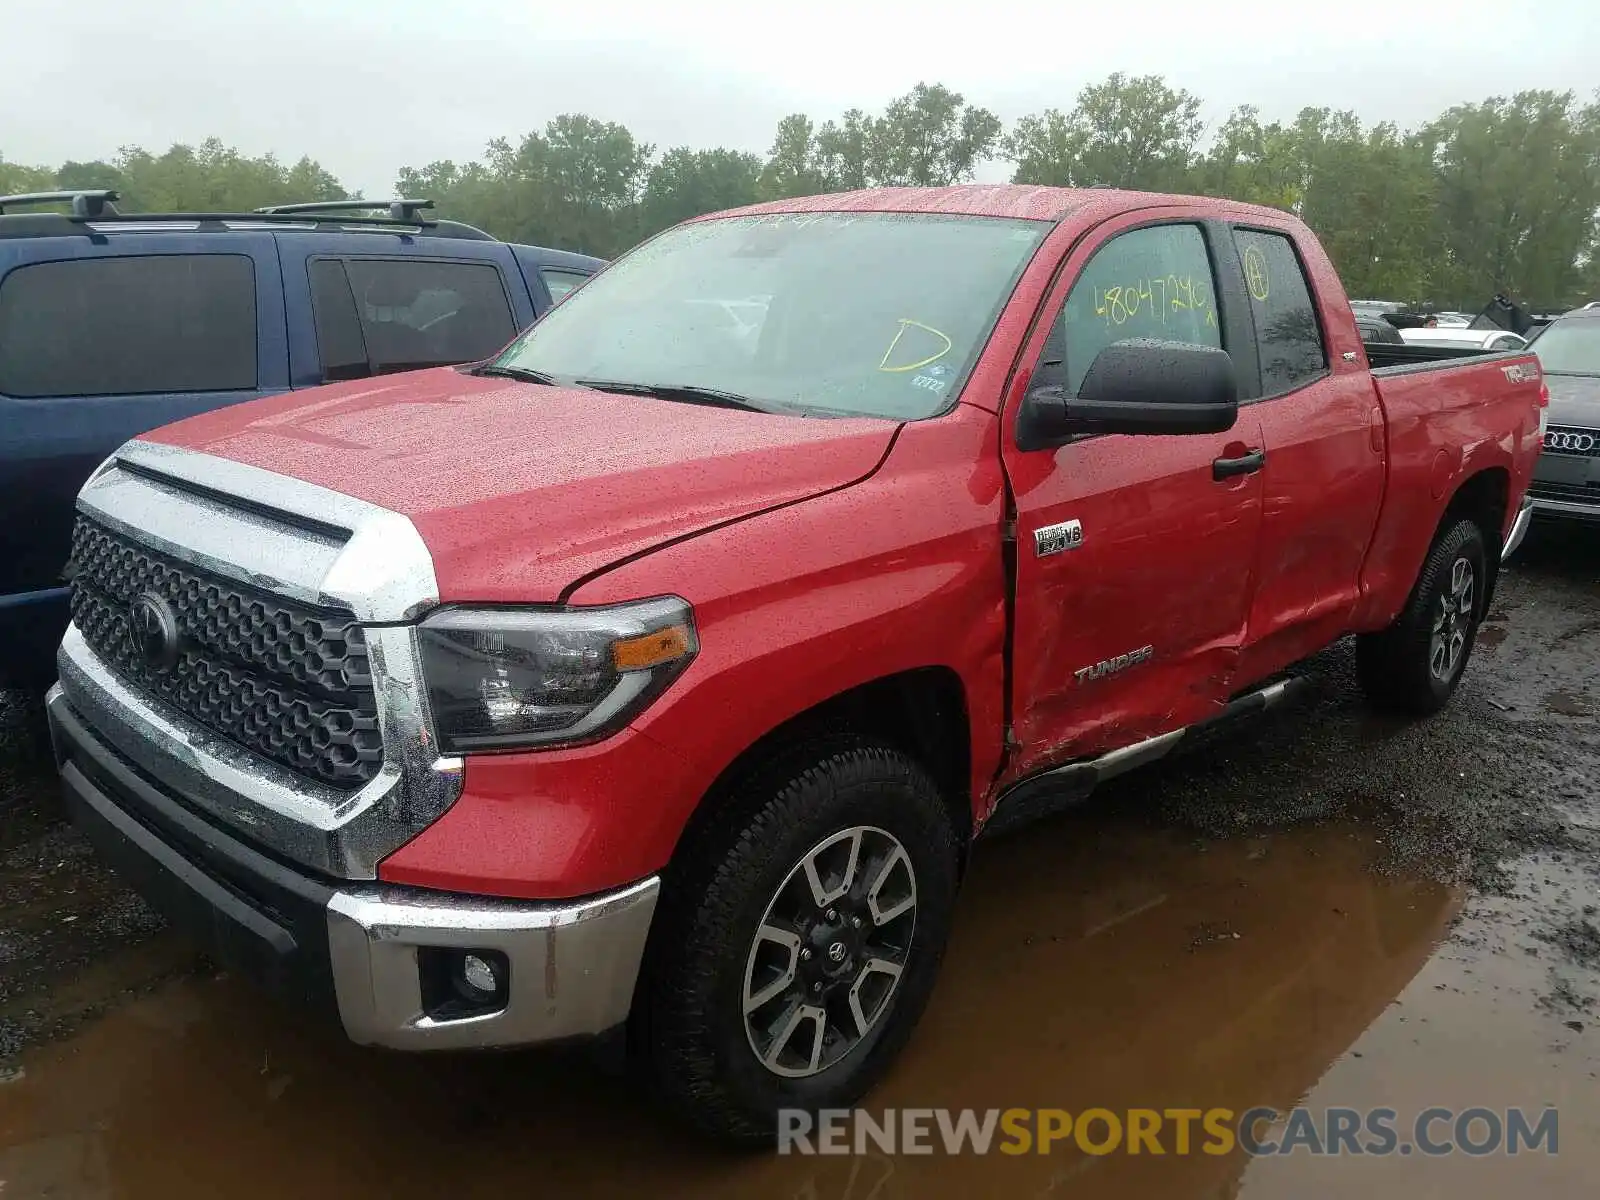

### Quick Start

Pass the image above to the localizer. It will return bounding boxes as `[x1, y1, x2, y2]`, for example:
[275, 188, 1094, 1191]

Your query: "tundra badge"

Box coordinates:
[1035, 519, 1084, 557]
[1075, 645, 1154, 685]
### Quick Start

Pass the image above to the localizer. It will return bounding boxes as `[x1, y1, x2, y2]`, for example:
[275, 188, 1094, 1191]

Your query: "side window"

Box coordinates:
[1232, 229, 1327, 394]
[314, 259, 517, 378]
[307, 260, 369, 382]
[541, 268, 589, 304]
[0, 254, 256, 397]
[1052, 224, 1221, 394]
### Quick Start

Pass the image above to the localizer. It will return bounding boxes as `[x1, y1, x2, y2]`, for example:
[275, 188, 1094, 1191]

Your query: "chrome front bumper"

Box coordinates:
[326, 879, 658, 1050]
[49, 682, 658, 1050]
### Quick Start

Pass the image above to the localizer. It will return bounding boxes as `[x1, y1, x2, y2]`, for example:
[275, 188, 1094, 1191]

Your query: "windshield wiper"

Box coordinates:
[475, 365, 560, 386]
[574, 379, 782, 414]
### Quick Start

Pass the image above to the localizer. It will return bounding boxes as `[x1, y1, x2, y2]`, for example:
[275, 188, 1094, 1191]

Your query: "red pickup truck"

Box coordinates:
[48, 186, 1545, 1141]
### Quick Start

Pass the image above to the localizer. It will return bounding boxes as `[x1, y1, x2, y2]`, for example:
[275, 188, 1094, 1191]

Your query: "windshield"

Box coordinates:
[490, 212, 1049, 419]
[1529, 319, 1600, 375]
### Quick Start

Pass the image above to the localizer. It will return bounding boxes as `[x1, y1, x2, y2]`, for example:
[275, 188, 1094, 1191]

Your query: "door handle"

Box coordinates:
[1213, 448, 1266, 480]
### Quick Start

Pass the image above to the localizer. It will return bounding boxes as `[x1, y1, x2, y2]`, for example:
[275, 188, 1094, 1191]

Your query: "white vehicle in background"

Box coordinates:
[1400, 327, 1528, 353]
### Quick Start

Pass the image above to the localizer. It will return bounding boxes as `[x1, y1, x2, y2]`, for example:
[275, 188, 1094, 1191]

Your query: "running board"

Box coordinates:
[981, 675, 1313, 838]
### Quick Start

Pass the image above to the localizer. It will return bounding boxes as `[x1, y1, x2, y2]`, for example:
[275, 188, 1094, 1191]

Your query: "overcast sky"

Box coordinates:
[4, 0, 1597, 197]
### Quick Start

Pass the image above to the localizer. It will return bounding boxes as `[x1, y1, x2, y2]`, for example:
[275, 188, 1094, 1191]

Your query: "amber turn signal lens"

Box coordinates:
[611, 624, 692, 672]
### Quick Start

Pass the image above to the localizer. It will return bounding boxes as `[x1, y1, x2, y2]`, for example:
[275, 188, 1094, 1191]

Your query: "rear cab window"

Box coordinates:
[0, 254, 256, 396]
[307, 258, 517, 381]
[1041, 223, 1222, 393]
[1231, 229, 1327, 395]
[540, 268, 589, 304]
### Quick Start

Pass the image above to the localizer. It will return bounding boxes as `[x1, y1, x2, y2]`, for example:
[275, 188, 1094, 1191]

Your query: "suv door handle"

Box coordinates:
[1213, 448, 1266, 480]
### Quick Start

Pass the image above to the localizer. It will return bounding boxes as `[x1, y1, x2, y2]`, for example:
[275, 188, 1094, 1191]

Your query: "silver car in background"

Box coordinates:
[1525, 308, 1600, 523]
[1399, 327, 1529, 353]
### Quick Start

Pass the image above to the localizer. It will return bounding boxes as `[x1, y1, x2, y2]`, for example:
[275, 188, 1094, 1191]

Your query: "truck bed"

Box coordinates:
[1364, 341, 1519, 371]
[1351, 348, 1544, 632]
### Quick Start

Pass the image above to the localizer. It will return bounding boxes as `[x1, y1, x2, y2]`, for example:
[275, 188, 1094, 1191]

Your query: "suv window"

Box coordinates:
[308, 258, 517, 380]
[1051, 224, 1221, 393]
[0, 254, 256, 398]
[1233, 229, 1327, 394]
[541, 268, 589, 304]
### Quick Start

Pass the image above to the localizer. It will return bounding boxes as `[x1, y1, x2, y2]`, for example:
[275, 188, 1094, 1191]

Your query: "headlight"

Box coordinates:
[417, 597, 698, 753]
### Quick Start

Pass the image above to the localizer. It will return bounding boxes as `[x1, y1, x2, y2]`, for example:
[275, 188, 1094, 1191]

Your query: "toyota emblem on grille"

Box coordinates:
[128, 592, 181, 670]
[1545, 430, 1597, 453]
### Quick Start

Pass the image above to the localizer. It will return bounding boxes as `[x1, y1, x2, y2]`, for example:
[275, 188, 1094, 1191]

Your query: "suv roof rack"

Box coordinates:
[254, 198, 436, 223]
[0, 189, 121, 217]
[0, 190, 496, 242]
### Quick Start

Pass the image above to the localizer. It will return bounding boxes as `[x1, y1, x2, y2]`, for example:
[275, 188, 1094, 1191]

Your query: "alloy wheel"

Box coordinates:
[1430, 556, 1475, 682]
[741, 825, 918, 1078]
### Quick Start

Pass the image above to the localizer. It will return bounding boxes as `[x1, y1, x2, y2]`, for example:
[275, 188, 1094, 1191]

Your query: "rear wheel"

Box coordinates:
[1357, 517, 1487, 715]
[638, 741, 959, 1144]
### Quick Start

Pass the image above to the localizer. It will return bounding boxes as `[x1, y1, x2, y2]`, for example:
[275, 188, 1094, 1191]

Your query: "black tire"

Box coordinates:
[1356, 517, 1487, 716]
[637, 740, 959, 1144]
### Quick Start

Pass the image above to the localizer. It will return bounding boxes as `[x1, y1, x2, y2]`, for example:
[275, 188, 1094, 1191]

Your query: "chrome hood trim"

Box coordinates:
[77, 439, 441, 623]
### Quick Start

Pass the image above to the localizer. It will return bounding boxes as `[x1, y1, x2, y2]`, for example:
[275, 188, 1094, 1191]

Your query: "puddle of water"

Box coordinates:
[2, 808, 1539, 1200]
[1476, 625, 1508, 651]
[1544, 692, 1591, 718]
[1238, 853, 1600, 1199]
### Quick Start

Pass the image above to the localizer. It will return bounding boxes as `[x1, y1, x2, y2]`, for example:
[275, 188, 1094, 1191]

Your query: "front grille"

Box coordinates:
[68, 516, 383, 790]
[1543, 426, 1600, 459]
[1529, 480, 1600, 506]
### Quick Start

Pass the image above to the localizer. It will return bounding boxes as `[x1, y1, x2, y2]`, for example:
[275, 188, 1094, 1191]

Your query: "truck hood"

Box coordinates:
[1546, 373, 1600, 429]
[145, 369, 896, 603]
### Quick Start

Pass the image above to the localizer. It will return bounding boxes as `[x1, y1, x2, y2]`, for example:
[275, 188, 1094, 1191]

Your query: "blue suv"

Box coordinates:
[0, 191, 603, 687]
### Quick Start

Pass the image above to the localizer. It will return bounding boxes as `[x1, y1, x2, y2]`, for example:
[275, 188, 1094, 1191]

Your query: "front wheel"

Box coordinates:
[638, 742, 959, 1143]
[1357, 517, 1487, 715]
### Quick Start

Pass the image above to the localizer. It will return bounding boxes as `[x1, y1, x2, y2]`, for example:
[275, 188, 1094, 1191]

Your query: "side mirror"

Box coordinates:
[1016, 338, 1239, 451]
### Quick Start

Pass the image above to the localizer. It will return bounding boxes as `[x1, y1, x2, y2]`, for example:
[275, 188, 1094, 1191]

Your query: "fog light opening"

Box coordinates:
[462, 953, 498, 995]
[419, 947, 510, 1022]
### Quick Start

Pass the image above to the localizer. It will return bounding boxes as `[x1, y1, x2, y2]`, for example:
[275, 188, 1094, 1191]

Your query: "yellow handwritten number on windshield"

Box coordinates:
[879, 319, 954, 373]
[1090, 276, 1220, 331]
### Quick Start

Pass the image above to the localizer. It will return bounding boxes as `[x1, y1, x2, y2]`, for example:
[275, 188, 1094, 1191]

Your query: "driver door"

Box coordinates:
[999, 214, 1266, 780]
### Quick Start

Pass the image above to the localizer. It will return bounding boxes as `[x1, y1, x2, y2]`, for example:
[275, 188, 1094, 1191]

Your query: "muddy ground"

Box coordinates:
[1, 520, 1597, 1198]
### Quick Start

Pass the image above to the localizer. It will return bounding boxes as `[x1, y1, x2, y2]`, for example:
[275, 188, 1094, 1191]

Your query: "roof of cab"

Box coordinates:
[701, 183, 1294, 225]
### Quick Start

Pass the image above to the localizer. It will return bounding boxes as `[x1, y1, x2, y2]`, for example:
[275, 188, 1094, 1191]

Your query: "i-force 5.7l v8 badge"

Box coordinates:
[1035, 519, 1084, 557]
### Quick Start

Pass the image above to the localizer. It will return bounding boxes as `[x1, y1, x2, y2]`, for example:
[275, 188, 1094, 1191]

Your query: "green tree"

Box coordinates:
[53, 159, 123, 195]
[759, 114, 828, 200]
[762, 84, 1001, 196]
[401, 117, 652, 255]
[1272, 109, 1437, 302]
[2, 141, 349, 214]
[1425, 90, 1600, 308]
[106, 138, 349, 211]
[864, 83, 1002, 186]
[1191, 106, 1305, 209]
[814, 109, 872, 191]
[0, 155, 56, 197]
[639, 147, 761, 236]
[1007, 72, 1204, 190]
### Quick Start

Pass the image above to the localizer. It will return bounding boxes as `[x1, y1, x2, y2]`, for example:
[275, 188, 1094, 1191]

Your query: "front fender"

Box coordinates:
[576, 409, 1010, 851]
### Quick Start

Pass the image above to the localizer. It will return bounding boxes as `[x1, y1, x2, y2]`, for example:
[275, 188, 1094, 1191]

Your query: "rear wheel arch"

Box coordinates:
[1443, 466, 1509, 611]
